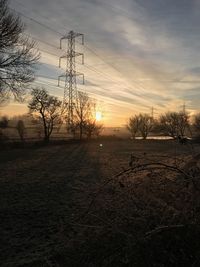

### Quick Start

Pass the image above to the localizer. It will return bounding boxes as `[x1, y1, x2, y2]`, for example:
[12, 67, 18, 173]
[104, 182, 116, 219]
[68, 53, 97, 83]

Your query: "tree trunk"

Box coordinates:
[44, 135, 49, 143]
[41, 112, 48, 142]
[132, 133, 136, 139]
[79, 123, 83, 140]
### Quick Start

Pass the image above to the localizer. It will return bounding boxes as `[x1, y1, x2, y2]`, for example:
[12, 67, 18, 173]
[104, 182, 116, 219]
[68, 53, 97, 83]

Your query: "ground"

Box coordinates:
[0, 139, 200, 266]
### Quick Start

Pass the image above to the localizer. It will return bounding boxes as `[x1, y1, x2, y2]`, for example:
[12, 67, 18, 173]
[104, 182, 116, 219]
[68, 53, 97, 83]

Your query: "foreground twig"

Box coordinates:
[79, 158, 195, 220]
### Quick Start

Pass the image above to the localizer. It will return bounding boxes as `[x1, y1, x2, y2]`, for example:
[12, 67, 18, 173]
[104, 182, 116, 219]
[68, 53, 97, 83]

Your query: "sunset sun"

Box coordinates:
[95, 111, 102, 121]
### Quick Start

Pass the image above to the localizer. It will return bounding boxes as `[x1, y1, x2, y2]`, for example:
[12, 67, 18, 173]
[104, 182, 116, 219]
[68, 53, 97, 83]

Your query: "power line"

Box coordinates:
[11, 8, 114, 64]
[36, 48, 158, 108]
[39, 48, 61, 58]
[29, 35, 60, 50]
[14, 0, 73, 32]
[10, 3, 170, 110]
[36, 56, 153, 108]
[9, 8, 119, 63]
[36, 73, 155, 110]
[11, 7, 148, 89]
[10, 8, 63, 36]
[11, 5, 159, 104]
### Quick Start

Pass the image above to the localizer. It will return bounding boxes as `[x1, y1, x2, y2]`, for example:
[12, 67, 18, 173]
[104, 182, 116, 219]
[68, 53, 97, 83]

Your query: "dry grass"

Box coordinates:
[0, 139, 200, 266]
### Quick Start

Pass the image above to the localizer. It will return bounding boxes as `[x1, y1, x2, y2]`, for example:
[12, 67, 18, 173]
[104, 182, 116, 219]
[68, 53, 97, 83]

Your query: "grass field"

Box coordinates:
[1, 139, 200, 266]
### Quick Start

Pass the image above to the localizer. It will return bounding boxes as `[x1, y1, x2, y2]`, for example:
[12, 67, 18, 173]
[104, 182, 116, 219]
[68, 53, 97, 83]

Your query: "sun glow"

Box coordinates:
[95, 111, 102, 121]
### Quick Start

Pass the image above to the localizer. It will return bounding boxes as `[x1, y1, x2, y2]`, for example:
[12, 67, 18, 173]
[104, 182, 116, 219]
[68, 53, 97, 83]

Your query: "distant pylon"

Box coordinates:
[183, 102, 186, 114]
[151, 106, 154, 119]
[58, 30, 84, 128]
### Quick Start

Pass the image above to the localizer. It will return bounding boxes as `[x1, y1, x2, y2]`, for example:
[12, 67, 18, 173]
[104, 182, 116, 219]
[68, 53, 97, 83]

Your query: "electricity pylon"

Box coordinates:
[58, 30, 84, 128]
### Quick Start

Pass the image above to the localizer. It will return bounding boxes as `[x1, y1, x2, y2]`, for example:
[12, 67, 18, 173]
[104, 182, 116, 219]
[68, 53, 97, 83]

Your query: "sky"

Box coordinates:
[2, 0, 200, 126]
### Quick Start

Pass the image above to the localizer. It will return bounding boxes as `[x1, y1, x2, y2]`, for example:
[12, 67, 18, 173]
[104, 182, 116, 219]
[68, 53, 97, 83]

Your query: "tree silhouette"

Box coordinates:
[84, 119, 103, 139]
[67, 91, 103, 139]
[160, 111, 189, 139]
[73, 92, 91, 139]
[193, 113, 200, 137]
[16, 120, 25, 142]
[0, 0, 40, 103]
[28, 88, 62, 142]
[126, 115, 139, 139]
[138, 114, 154, 140]
[0, 116, 8, 129]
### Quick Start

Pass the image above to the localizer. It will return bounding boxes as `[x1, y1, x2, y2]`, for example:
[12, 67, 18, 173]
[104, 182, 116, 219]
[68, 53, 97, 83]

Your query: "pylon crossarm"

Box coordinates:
[58, 74, 66, 86]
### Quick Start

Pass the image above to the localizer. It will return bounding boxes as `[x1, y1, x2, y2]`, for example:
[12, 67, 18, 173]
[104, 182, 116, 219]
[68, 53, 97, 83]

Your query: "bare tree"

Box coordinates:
[160, 111, 190, 139]
[0, 0, 40, 103]
[94, 123, 103, 138]
[126, 115, 139, 139]
[177, 111, 190, 137]
[16, 120, 25, 142]
[160, 112, 178, 138]
[137, 113, 154, 140]
[74, 91, 92, 140]
[68, 91, 103, 139]
[28, 88, 62, 142]
[31, 117, 43, 139]
[193, 113, 200, 138]
[84, 119, 103, 139]
[0, 115, 8, 141]
[0, 116, 8, 129]
[194, 113, 200, 130]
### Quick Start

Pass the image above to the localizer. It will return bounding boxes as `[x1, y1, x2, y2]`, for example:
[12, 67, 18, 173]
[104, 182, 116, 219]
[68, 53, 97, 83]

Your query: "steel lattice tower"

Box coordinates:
[58, 30, 84, 127]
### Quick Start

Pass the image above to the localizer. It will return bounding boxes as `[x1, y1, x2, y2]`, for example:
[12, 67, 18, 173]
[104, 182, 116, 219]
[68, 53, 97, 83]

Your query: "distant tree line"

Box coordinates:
[3, 107, 200, 143]
[127, 111, 200, 140]
[0, 88, 103, 143]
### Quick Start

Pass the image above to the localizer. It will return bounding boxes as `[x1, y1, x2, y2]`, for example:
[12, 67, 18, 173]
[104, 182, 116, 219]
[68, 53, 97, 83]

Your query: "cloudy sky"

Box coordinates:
[3, 0, 200, 126]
